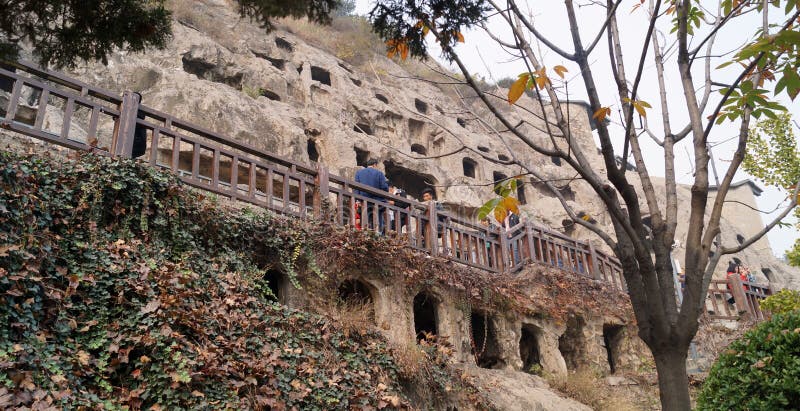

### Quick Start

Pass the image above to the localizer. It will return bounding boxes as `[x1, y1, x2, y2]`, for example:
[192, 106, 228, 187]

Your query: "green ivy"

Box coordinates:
[0, 152, 406, 409]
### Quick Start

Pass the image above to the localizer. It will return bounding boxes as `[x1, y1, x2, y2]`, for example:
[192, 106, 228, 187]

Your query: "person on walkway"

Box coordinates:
[354, 158, 389, 232]
[132, 92, 147, 158]
[726, 262, 750, 305]
[421, 187, 446, 249]
[388, 183, 410, 233]
[504, 209, 523, 265]
[726, 262, 738, 305]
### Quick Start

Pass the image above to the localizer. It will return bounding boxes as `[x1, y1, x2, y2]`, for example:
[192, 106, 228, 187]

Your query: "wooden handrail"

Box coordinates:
[0, 60, 633, 287]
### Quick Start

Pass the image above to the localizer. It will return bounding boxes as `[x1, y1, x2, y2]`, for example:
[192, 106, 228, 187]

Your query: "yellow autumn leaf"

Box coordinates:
[502, 196, 520, 215]
[633, 102, 647, 117]
[494, 204, 508, 224]
[385, 38, 409, 60]
[507, 73, 530, 104]
[456, 31, 465, 43]
[534, 67, 550, 89]
[593, 107, 611, 122]
[624, 98, 652, 118]
[386, 39, 397, 59]
[553, 65, 568, 79]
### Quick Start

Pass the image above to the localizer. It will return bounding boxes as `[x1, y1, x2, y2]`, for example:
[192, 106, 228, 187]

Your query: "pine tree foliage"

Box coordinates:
[0, 0, 173, 68]
[0, 0, 346, 68]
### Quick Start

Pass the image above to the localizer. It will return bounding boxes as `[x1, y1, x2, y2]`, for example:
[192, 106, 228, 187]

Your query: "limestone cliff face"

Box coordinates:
[61, 0, 797, 288]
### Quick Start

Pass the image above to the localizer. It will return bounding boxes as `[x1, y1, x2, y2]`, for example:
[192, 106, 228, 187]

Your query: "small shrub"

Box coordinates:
[760, 288, 800, 315]
[527, 363, 543, 376]
[546, 368, 639, 411]
[697, 311, 800, 410]
[549, 368, 604, 408]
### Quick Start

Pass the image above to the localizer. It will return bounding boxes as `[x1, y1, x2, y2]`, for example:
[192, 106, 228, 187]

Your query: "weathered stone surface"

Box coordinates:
[606, 375, 637, 386]
[465, 367, 592, 411]
[56, 0, 799, 291]
[1, 1, 798, 406]
[27, 0, 791, 296]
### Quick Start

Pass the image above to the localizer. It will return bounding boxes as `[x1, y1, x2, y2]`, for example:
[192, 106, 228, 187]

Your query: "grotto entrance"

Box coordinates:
[519, 323, 543, 374]
[558, 315, 586, 371]
[603, 324, 624, 374]
[413, 291, 438, 342]
[471, 311, 503, 369]
[338, 279, 374, 305]
[337, 279, 376, 320]
[264, 269, 287, 304]
[383, 160, 437, 201]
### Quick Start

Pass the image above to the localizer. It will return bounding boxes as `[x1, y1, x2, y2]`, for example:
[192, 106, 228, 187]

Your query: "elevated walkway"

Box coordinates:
[0, 60, 771, 321]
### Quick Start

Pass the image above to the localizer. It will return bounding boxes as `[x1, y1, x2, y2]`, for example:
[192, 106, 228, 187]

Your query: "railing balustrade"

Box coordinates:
[9, 59, 773, 315]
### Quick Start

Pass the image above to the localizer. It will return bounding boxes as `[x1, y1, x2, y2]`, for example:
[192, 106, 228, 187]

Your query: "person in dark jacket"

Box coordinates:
[131, 92, 147, 158]
[354, 158, 389, 231]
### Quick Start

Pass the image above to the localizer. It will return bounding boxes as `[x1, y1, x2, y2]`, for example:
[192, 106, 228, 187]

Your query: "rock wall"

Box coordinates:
[49, 0, 798, 291]
[269, 267, 645, 380]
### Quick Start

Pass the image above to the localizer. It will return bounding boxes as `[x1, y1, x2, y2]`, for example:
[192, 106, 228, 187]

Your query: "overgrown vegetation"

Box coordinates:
[0, 150, 638, 408]
[278, 15, 386, 67]
[0, 152, 407, 409]
[760, 288, 800, 315]
[545, 368, 643, 411]
[697, 311, 800, 410]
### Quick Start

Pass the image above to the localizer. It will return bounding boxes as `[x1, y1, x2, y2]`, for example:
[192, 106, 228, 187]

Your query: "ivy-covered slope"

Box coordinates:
[0, 151, 634, 410]
[0, 152, 412, 410]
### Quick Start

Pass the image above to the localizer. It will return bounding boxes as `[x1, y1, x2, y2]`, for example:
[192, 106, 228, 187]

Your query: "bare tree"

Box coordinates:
[368, 0, 800, 409]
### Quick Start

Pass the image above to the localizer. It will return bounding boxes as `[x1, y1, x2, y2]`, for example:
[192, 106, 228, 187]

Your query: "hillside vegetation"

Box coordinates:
[0, 152, 481, 410]
[0, 148, 639, 409]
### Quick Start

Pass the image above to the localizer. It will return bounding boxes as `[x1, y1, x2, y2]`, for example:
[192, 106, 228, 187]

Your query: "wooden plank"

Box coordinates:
[192, 142, 200, 179]
[4, 79, 23, 122]
[266, 168, 274, 209]
[60, 98, 75, 140]
[230, 156, 239, 193]
[171, 136, 180, 172]
[34, 89, 49, 130]
[211, 150, 220, 188]
[149, 129, 160, 165]
[249, 162, 256, 198]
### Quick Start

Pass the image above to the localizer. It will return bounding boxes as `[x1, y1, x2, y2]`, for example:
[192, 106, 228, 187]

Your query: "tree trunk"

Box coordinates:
[653, 345, 691, 411]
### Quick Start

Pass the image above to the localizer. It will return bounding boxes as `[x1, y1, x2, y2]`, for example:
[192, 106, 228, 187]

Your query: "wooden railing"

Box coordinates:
[692, 276, 772, 321]
[0, 59, 658, 292]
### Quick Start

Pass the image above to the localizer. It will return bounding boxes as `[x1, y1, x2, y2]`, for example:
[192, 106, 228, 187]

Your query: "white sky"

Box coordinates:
[354, 0, 799, 258]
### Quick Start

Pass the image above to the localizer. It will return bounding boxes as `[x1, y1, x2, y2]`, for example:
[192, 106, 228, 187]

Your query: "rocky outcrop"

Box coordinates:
[49, 0, 797, 292]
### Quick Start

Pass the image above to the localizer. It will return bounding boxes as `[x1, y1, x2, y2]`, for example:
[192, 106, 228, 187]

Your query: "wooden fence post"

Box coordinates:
[112, 91, 140, 158]
[588, 243, 601, 280]
[427, 202, 438, 257]
[499, 229, 509, 273]
[313, 163, 329, 219]
[728, 274, 750, 317]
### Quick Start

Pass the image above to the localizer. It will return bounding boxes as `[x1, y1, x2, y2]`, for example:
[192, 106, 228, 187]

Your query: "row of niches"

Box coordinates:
[264, 270, 627, 375]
